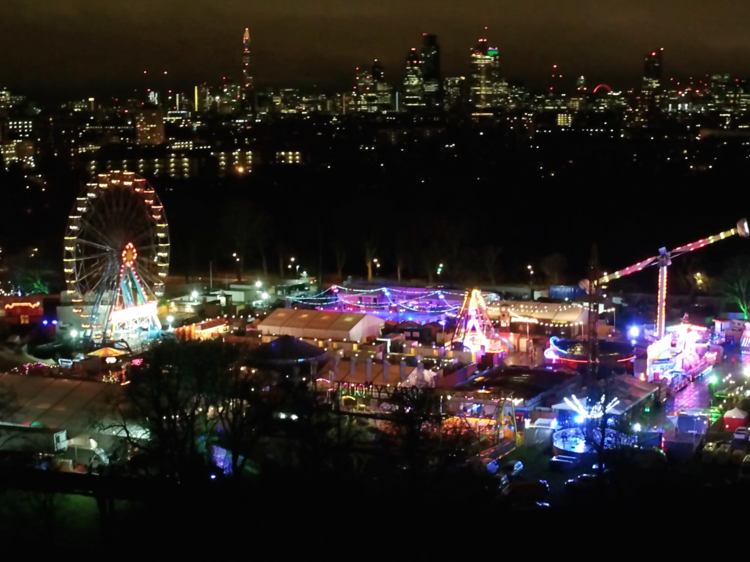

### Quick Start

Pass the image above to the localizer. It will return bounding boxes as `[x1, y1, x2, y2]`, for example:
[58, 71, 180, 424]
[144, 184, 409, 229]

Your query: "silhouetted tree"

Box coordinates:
[720, 258, 750, 319]
[540, 252, 567, 285]
[364, 235, 377, 282]
[101, 340, 236, 482]
[483, 246, 502, 285]
[335, 247, 347, 281]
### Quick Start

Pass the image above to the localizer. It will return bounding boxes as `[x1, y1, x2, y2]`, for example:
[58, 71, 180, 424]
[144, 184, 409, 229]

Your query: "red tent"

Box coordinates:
[723, 407, 747, 432]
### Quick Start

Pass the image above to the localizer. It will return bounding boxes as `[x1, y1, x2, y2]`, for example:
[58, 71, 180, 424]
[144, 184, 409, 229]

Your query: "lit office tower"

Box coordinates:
[242, 28, 253, 102]
[420, 33, 442, 108]
[469, 34, 504, 110]
[643, 49, 663, 90]
[354, 65, 377, 112]
[135, 109, 165, 146]
[354, 61, 391, 112]
[638, 48, 664, 121]
[372, 60, 392, 111]
[403, 48, 425, 108]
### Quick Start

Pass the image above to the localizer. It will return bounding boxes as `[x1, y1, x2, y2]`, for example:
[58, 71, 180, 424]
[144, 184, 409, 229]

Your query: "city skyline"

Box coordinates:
[4, 1, 750, 100]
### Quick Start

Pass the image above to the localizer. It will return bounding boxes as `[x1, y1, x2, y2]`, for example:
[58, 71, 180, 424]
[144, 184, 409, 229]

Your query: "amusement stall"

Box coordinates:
[646, 323, 718, 387]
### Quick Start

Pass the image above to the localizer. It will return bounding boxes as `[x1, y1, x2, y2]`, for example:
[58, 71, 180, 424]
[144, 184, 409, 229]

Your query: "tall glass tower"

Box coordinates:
[242, 28, 253, 102]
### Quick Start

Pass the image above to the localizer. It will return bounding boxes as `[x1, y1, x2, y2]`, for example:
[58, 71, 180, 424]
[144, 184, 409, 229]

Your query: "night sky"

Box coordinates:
[3, 0, 750, 99]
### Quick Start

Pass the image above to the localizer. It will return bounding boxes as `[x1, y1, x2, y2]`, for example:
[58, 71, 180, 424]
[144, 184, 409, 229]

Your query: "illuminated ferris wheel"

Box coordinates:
[63, 172, 170, 342]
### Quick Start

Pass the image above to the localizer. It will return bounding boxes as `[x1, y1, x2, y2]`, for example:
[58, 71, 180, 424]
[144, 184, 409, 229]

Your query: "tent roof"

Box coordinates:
[259, 309, 372, 334]
[0, 373, 115, 434]
[88, 347, 126, 357]
[724, 407, 748, 419]
[247, 335, 328, 365]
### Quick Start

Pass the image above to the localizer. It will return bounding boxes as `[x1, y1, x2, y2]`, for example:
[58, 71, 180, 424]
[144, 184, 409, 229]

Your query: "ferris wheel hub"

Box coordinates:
[121, 242, 137, 267]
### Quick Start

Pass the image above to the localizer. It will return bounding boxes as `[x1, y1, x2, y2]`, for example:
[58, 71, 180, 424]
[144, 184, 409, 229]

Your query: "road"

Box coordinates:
[668, 377, 712, 412]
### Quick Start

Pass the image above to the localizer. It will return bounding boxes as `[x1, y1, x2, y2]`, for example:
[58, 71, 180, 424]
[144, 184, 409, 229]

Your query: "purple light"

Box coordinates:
[52, 320, 58, 325]
[42, 320, 48, 325]
[210, 474, 217, 480]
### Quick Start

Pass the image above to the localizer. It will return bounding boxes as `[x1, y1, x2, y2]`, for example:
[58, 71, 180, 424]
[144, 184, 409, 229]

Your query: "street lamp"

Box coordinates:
[167, 315, 174, 330]
[255, 280, 262, 288]
[191, 291, 198, 300]
[527, 265, 534, 301]
[71, 330, 78, 338]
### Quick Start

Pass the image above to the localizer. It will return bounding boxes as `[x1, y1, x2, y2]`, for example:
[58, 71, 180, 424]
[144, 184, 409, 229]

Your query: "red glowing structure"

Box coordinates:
[452, 289, 511, 355]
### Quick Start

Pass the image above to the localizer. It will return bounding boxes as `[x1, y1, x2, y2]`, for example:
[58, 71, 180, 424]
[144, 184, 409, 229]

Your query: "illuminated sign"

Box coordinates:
[4, 302, 41, 310]
[110, 301, 158, 325]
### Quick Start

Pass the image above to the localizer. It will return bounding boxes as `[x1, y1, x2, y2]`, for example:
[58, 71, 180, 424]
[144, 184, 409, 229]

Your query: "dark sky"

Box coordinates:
[3, 0, 750, 99]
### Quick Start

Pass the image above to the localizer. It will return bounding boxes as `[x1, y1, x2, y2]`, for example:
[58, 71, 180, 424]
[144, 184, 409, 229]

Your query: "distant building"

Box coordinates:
[242, 28, 253, 105]
[217, 78, 242, 114]
[215, 149, 253, 176]
[8, 119, 33, 139]
[0, 89, 10, 109]
[1, 140, 35, 169]
[135, 109, 165, 146]
[637, 48, 664, 122]
[276, 151, 301, 164]
[194, 83, 212, 113]
[403, 48, 425, 108]
[354, 65, 377, 113]
[444, 76, 468, 110]
[469, 35, 506, 110]
[354, 60, 391, 112]
[421, 33, 443, 109]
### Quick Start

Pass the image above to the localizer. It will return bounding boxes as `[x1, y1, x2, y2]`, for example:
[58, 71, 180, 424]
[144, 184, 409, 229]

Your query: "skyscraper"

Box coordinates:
[354, 66, 376, 112]
[643, 49, 663, 91]
[638, 48, 664, 122]
[420, 33, 442, 108]
[242, 28, 253, 105]
[354, 61, 391, 112]
[469, 33, 505, 110]
[403, 48, 425, 108]
[372, 60, 392, 111]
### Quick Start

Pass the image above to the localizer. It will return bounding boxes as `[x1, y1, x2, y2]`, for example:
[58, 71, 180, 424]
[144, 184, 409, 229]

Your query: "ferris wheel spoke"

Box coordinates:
[82, 261, 118, 293]
[81, 218, 116, 248]
[76, 238, 115, 252]
[76, 258, 115, 284]
[75, 251, 116, 262]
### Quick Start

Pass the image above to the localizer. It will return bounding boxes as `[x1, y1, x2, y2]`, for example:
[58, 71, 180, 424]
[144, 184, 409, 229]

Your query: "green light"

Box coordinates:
[488, 48, 499, 57]
[708, 375, 718, 385]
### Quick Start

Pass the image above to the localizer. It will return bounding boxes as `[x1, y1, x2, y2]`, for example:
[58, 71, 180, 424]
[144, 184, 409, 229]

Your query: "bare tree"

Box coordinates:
[540, 253, 567, 285]
[721, 258, 750, 320]
[335, 247, 347, 281]
[100, 341, 229, 483]
[211, 367, 281, 479]
[483, 246, 502, 285]
[364, 236, 377, 282]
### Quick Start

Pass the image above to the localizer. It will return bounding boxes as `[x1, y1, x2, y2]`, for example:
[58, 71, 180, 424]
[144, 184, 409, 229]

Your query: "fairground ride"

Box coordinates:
[64, 172, 169, 343]
[452, 288, 514, 354]
[585, 218, 749, 363]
